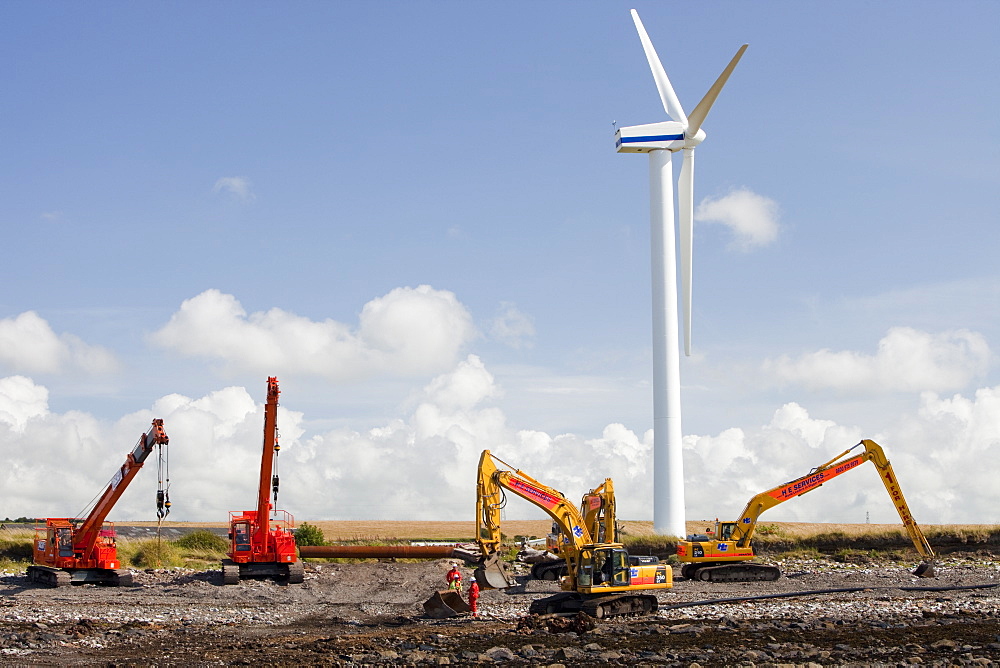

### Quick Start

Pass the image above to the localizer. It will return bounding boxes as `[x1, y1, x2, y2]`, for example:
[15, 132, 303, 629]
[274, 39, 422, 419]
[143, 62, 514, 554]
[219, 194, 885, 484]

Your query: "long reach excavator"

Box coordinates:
[29, 419, 170, 587]
[475, 450, 671, 618]
[677, 439, 937, 582]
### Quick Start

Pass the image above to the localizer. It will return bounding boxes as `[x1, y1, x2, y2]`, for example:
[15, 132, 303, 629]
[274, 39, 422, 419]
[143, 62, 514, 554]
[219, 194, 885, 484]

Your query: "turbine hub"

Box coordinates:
[684, 127, 706, 147]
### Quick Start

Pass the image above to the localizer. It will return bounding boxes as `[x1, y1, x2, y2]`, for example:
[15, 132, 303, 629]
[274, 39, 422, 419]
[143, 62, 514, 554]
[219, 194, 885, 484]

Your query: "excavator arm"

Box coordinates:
[731, 440, 935, 563]
[476, 450, 592, 588]
[581, 479, 617, 545]
[687, 439, 935, 580]
[857, 439, 935, 566]
[473, 450, 672, 618]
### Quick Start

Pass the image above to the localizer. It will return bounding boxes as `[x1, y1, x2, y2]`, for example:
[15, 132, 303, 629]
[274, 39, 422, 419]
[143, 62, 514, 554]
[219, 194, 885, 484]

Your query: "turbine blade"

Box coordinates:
[678, 148, 694, 356]
[630, 9, 688, 125]
[687, 44, 748, 138]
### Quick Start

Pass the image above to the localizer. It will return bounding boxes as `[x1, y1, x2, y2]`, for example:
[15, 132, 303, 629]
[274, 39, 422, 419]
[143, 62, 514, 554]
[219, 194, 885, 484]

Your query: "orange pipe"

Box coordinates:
[298, 545, 464, 560]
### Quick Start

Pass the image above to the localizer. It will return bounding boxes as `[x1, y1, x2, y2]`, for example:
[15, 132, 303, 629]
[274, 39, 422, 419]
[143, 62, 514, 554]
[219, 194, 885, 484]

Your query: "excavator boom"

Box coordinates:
[679, 439, 936, 582]
[473, 450, 671, 618]
[534, 479, 618, 582]
[476, 450, 587, 588]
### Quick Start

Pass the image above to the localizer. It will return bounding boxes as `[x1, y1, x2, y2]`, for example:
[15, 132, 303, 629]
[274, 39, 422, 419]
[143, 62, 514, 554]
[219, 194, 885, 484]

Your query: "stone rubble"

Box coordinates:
[0, 555, 996, 665]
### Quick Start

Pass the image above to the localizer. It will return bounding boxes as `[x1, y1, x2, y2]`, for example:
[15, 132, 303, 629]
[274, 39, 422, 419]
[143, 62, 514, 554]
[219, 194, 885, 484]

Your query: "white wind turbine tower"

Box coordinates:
[615, 9, 747, 537]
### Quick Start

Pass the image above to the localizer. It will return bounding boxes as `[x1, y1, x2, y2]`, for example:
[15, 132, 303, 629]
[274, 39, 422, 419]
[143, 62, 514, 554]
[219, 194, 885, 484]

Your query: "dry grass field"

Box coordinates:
[119, 519, 999, 543]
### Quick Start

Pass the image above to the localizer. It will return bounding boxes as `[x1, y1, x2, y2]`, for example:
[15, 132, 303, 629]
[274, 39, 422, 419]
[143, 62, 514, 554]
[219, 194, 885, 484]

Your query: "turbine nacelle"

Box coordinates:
[615, 121, 705, 153]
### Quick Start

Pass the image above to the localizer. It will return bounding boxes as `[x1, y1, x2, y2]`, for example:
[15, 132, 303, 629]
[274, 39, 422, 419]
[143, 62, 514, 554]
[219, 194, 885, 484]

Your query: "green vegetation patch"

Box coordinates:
[121, 539, 184, 569]
[174, 530, 228, 553]
[0, 536, 33, 563]
[294, 522, 326, 546]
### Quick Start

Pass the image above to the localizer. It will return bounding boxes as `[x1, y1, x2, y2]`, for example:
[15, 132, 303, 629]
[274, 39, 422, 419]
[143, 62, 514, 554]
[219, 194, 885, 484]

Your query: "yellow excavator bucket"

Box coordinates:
[475, 554, 514, 590]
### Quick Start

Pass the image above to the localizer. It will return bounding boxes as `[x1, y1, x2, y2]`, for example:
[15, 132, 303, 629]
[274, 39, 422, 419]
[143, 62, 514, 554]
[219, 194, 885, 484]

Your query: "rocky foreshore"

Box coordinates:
[1, 556, 997, 665]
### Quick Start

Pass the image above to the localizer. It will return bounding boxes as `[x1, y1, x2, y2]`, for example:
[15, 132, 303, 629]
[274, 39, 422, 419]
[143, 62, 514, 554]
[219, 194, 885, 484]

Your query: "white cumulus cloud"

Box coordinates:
[149, 286, 477, 380]
[763, 327, 993, 393]
[490, 302, 535, 349]
[2, 363, 997, 526]
[0, 379, 305, 521]
[0, 376, 49, 432]
[212, 176, 255, 202]
[0, 311, 119, 375]
[695, 187, 779, 250]
[684, 392, 1000, 526]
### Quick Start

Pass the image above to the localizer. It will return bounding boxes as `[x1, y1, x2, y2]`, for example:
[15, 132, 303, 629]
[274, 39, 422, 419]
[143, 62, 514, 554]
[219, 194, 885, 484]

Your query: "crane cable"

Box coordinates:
[156, 436, 170, 521]
[271, 424, 281, 513]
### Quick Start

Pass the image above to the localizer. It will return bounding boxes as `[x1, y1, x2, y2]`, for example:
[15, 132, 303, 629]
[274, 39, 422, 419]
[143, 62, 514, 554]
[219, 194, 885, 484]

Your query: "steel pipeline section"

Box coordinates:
[298, 545, 474, 561]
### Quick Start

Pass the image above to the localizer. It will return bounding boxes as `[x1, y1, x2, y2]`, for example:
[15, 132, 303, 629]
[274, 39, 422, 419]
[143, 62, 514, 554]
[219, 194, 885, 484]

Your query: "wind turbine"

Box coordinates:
[615, 9, 746, 537]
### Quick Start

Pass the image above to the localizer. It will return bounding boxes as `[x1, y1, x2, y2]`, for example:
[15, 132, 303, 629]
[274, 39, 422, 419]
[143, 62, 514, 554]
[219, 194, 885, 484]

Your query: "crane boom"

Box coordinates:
[73, 419, 170, 560]
[254, 376, 281, 547]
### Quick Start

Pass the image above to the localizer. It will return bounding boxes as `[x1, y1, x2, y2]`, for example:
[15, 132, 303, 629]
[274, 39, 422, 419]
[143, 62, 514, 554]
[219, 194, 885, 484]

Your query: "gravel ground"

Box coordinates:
[1, 555, 998, 666]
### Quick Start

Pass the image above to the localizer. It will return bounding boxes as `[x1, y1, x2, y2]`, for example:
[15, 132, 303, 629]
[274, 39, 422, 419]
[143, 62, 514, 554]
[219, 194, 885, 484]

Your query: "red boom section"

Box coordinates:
[71, 419, 169, 564]
[227, 377, 298, 568]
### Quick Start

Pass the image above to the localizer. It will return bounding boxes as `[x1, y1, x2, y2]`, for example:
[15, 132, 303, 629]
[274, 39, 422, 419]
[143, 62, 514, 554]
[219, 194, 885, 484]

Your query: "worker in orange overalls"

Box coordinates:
[446, 563, 463, 593]
[468, 578, 480, 617]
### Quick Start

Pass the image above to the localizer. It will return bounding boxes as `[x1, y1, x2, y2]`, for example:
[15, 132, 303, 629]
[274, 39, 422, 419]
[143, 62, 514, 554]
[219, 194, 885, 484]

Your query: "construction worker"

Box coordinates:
[446, 563, 463, 593]
[468, 578, 480, 617]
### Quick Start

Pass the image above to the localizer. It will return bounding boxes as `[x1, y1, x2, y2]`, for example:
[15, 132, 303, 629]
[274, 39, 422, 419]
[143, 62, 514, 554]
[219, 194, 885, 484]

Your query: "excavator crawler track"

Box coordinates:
[694, 563, 781, 583]
[528, 592, 658, 618]
[111, 569, 134, 587]
[285, 561, 304, 584]
[27, 566, 71, 588]
[221, 560, 240, 585]
[530, 560, 567, 581]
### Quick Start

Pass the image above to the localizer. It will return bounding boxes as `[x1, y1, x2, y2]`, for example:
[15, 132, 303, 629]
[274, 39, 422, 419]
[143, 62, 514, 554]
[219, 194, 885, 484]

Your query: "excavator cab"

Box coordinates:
[718, 521, 736, 541]
[578, 547, 630, 588]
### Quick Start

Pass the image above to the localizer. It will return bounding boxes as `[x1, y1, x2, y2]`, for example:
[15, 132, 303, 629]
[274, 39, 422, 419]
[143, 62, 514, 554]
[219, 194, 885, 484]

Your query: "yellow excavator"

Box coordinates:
[531, 478, 658, 581]
[677, 439, 937, 582]
[475, 450, 671, 618]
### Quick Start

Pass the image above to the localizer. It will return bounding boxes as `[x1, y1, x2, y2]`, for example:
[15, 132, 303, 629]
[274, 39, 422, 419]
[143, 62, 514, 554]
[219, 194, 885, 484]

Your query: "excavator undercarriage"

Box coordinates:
[528, 592, 659, 618]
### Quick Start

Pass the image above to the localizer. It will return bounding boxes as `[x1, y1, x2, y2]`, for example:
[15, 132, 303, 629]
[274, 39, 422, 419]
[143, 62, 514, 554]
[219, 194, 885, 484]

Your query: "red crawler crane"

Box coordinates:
[29, 419, 170, 587]
[222, 377, 302, 584]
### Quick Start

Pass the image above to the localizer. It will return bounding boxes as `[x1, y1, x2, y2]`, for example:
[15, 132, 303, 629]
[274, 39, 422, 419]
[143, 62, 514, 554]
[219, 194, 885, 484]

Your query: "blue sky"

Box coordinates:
[2, 2, 998, 528]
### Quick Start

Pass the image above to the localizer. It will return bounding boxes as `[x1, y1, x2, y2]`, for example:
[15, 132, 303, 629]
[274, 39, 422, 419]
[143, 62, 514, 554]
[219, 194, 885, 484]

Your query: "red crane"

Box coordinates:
[29, 419, 170, 587]
[222, 377, 302, 584]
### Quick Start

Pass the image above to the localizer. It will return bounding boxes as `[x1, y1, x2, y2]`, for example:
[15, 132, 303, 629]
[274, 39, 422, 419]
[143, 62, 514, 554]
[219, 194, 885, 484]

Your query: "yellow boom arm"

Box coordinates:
[730, 440, 935, 561]
[477, 450, 593, 561]
[580, 479, 616, 545]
